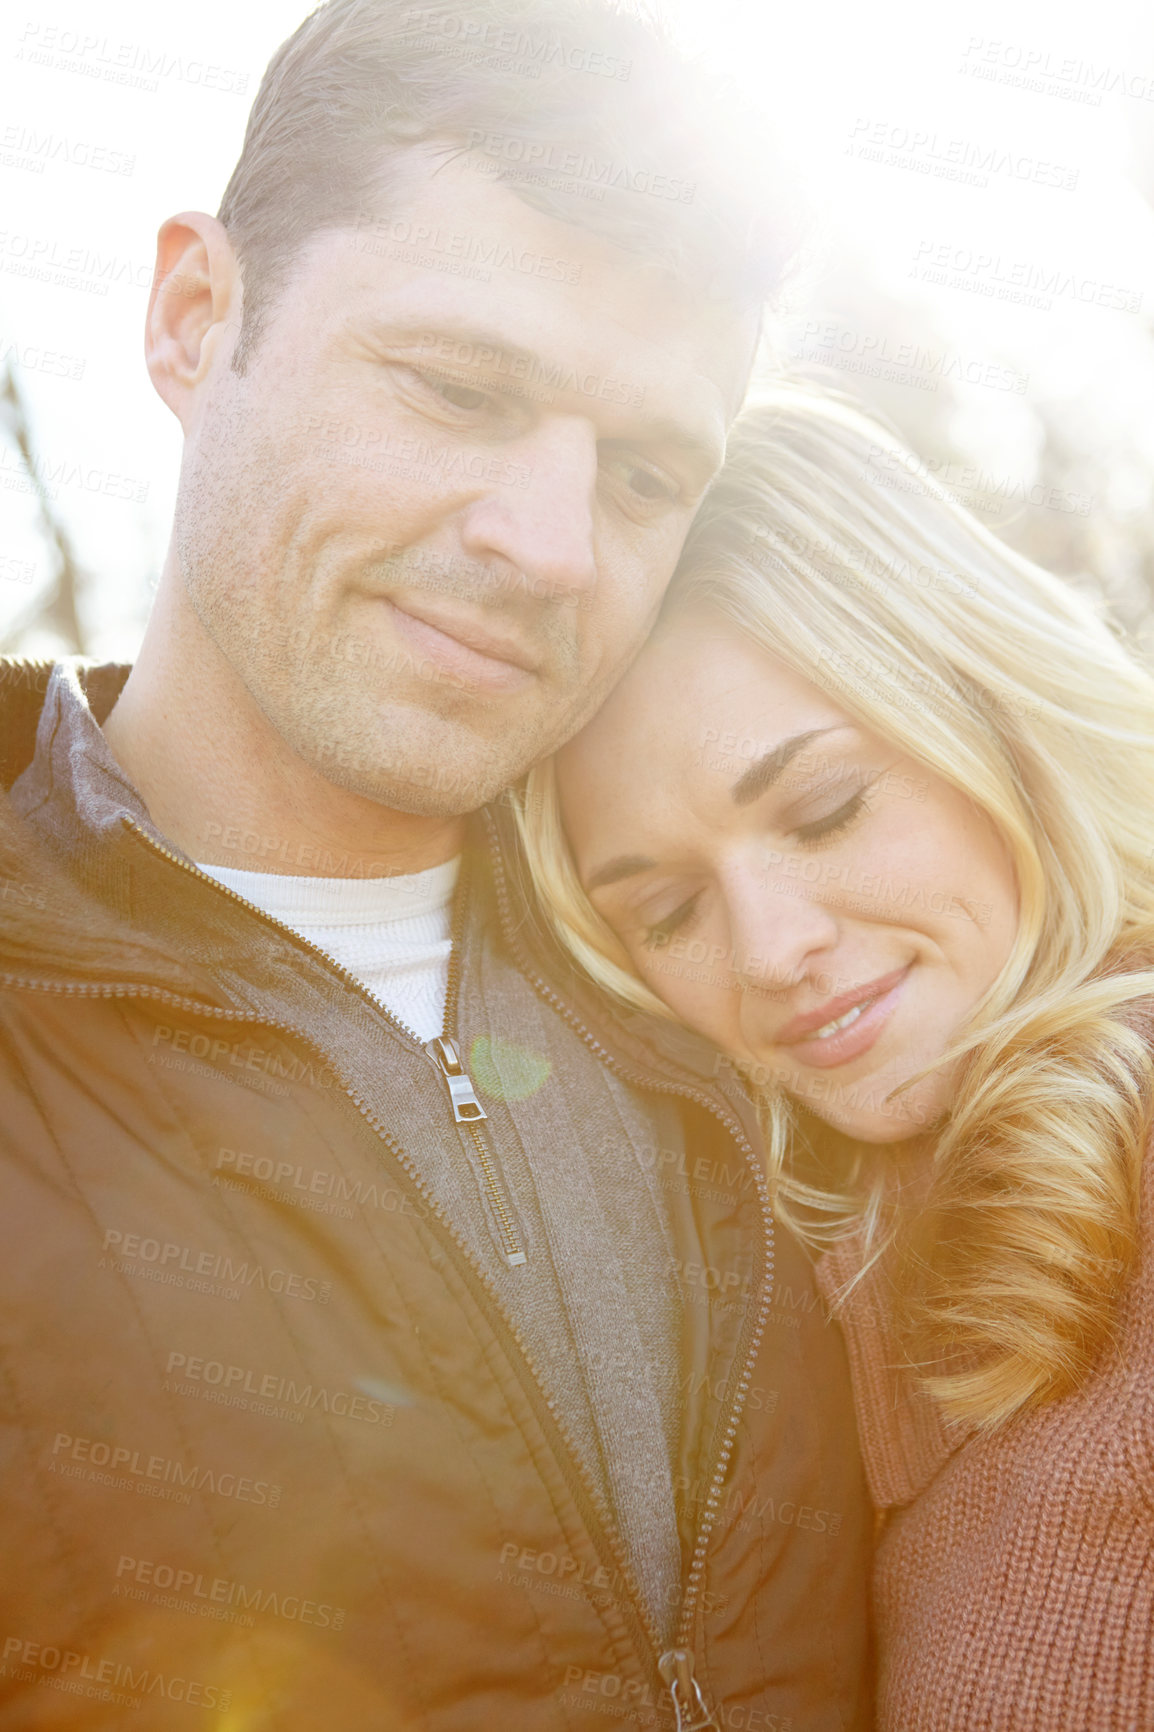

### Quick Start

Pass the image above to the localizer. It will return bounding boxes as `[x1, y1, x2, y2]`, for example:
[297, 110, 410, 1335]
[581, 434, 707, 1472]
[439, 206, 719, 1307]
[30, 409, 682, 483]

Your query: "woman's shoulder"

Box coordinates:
[816, 1232, 967, 1510]
[819, 1120, 1154, 1512]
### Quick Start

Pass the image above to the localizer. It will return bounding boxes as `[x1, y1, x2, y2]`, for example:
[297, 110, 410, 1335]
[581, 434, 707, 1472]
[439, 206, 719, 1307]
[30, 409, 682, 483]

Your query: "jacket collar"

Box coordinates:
[0, 657, 752, 1123]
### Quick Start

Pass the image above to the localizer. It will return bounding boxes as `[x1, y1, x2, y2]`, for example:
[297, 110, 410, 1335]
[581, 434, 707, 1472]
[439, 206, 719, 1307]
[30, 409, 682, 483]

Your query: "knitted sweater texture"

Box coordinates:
[816, 1147, 1154, 1731]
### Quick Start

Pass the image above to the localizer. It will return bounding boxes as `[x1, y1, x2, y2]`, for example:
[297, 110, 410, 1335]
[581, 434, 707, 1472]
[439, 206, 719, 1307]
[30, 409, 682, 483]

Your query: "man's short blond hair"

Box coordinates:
[219, 0, 785, 367]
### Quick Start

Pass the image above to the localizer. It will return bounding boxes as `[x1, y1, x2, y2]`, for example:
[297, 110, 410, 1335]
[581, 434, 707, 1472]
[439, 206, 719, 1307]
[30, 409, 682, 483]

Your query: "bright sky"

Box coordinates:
[2, 0, 1153, 655]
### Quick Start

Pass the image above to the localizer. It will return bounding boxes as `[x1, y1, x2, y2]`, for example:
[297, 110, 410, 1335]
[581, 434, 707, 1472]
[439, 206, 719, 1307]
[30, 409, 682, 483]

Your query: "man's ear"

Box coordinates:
[145, 212, 242, 425]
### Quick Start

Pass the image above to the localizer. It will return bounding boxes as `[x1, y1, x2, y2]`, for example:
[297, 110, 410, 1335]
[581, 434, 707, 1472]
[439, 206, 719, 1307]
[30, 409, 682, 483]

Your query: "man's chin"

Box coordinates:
[301, 734, 537, 819]
[305, 752, 484, 820]
[283, 687, 583, 819]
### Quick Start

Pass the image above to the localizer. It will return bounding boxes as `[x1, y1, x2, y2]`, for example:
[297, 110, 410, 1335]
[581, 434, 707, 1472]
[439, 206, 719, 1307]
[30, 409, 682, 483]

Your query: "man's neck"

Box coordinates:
[101, 582, 463, 879]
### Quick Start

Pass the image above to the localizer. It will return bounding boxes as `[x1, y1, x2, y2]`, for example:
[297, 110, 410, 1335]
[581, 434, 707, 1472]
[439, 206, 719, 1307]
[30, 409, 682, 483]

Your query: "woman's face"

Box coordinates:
[556, 609, 1020, 1142]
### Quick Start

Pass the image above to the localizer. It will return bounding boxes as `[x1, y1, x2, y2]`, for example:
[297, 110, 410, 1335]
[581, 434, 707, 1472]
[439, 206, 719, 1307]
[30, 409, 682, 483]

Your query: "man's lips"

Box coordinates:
[770, 966, 911, 1071]
[385, 596, 540, 691]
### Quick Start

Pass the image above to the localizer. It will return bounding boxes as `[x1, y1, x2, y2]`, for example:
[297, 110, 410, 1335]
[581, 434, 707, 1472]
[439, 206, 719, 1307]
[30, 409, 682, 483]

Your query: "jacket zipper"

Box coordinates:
[107, 824, 664, 1652]
[426, 884, 527, 1268]
[112, 820, 526, 1271]
[12, 814, 769, 1715]
[426, 1034, 526, 1267]
[659, 1649, 722, 1731]
[482, 808, 775, 1717]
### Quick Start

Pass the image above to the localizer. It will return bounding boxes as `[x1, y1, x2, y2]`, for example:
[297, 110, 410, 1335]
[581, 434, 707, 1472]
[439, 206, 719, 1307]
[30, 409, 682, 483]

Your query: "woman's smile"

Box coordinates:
[768, 963, 911, 1069]
[557, 612, 1020, 1142]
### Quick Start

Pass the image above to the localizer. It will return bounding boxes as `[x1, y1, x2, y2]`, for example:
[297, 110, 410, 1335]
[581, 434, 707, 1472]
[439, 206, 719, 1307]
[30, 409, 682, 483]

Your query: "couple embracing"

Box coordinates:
[1, 2, 1152, 1729]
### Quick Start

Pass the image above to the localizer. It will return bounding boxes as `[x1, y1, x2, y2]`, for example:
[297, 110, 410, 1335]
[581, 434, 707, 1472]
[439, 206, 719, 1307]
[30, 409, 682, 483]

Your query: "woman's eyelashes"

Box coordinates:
[788, 770, 881, 848]
[642, 891, 703, 951]
[792, 783, 871, 847]
[635, 772, 882, 950]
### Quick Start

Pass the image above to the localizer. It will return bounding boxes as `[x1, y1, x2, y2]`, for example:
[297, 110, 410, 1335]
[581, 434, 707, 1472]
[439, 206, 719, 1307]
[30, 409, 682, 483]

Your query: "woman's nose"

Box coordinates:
[724, 864, 840, 999]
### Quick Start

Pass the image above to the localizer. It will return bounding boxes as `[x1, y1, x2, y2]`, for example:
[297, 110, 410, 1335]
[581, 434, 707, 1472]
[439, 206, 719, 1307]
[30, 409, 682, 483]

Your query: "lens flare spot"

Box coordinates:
[468, 1036, 552, 1102]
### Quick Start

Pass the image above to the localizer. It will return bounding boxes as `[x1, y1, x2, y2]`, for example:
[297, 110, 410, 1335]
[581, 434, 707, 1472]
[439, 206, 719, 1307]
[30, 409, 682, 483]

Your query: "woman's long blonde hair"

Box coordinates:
[515, 385, 1154, 1429]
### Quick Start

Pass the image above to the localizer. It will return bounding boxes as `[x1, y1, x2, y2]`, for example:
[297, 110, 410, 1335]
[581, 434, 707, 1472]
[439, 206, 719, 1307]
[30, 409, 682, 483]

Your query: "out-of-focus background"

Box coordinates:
[2, 0, 1153, 659]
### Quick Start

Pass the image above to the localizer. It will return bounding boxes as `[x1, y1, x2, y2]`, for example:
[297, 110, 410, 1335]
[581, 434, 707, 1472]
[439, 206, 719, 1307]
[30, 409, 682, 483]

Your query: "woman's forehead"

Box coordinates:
[562, 609, 841, 772]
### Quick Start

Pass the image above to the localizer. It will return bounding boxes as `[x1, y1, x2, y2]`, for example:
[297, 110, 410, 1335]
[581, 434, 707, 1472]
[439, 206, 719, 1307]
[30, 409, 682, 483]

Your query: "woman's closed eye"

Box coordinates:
[642, 891, 703, 951]
[789, 772, 881, 849]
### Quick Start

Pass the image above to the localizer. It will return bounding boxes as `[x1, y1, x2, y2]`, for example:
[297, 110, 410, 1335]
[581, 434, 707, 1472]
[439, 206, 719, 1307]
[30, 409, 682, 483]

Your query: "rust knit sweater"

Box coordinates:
[816, 1149, 1154, 1731]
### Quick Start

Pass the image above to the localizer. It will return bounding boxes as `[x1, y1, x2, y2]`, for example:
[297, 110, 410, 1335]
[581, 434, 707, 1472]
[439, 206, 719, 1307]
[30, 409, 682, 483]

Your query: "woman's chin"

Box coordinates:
[817, 1110, 927, 1146]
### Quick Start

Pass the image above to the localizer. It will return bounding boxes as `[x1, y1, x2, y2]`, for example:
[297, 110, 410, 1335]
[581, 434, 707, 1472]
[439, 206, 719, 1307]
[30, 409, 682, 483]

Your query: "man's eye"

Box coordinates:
[402, 367, 492, 412]
[625, 466, 676, 501]
[430, 378, 491, 411]
[602, 453, 680, 506]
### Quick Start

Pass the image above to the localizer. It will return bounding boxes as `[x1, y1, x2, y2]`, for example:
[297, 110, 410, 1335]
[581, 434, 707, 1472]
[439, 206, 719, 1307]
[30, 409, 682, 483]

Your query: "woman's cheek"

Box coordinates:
[641, 951, 735, 1044]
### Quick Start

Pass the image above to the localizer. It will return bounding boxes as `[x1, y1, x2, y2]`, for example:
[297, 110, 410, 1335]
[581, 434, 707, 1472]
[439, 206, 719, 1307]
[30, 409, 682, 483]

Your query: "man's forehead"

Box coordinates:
[296, 142, 758, 426]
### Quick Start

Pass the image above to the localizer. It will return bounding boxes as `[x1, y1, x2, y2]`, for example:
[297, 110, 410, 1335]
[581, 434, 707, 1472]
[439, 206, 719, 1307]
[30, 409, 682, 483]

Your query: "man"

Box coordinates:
[0, 2, 871, 1726]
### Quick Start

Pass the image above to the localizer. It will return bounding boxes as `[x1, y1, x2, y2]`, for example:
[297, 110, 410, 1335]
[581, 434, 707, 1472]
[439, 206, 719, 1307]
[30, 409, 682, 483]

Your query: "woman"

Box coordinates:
[516, 387, 1154, 1730]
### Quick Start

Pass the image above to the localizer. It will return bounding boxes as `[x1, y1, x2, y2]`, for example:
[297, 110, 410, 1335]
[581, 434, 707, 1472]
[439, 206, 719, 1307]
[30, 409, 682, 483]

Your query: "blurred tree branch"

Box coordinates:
[0, 363, 86, 656]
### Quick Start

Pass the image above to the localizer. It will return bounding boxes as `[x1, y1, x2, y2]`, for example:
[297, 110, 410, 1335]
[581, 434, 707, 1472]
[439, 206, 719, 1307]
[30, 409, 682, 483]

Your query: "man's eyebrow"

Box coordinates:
[585, 853, 658, 893]
[731, 728, 836, 807]
[387, 321, 544, 377]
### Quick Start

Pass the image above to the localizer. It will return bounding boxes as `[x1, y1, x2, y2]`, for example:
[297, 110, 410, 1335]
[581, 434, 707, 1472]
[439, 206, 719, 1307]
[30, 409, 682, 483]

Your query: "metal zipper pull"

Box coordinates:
[426, 1036, 488, 1123]
[657, 1650, 720, 1732]
[426, 1036, 527, 1269]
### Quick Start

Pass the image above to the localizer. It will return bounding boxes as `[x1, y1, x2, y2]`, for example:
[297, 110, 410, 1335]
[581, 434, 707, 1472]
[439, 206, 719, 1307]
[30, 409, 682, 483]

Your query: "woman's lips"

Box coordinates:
[772, 966, 911, 1070]
[385, 598, 537, 693]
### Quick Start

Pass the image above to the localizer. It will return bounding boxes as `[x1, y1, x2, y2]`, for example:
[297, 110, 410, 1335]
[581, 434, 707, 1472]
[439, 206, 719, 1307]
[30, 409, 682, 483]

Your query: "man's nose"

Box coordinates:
[724, 866, 840, 1001]
[458, 416, 598, 602]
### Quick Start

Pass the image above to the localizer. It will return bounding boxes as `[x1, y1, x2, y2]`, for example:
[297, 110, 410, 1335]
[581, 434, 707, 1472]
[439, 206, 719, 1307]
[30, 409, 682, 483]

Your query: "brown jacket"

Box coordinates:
[0, 659, 873, 1731]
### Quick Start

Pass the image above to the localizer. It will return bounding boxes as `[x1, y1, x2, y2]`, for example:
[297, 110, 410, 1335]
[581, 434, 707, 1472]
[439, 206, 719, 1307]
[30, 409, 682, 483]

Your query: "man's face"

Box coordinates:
[174, 146, 754, 816]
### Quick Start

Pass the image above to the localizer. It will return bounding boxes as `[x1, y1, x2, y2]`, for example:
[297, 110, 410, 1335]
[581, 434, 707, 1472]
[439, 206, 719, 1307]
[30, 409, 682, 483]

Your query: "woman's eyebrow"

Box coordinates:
[585, 853, 658, 893]
[584, 727, 846, 890]
[731, 728, 837, 807]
